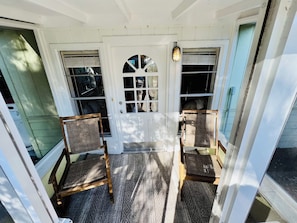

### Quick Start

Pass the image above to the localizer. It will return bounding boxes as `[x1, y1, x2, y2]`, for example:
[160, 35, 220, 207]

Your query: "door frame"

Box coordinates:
[102, 35, 178, 153]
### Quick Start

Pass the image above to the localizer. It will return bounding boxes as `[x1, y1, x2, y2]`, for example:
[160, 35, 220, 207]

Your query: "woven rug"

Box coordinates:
[60, 152, 217, 223]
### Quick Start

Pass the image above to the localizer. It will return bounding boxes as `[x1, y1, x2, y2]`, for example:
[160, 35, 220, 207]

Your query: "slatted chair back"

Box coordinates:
[60, 114, 104, 154]
[182, 109, 218, 150]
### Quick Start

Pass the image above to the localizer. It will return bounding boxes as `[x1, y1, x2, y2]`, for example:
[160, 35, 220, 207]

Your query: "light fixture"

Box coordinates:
[172, 42, 181, 62]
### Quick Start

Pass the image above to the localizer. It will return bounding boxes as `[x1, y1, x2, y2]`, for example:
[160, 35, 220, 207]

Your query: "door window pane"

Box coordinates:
[123, 55, 139, 73]
[147, 76, 158, 88]
[136, 76, 146, 88]
[122, 55, 159, 113]
[123, 77, 134, 88]
[125, 91, 135, 101]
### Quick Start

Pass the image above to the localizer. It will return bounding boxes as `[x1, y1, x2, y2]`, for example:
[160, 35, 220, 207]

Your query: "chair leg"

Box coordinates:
[107, 181, 114, 203]
[56, 194, 63, 206]
[179, 163, 186, 201]
[105, 165, 114, 203]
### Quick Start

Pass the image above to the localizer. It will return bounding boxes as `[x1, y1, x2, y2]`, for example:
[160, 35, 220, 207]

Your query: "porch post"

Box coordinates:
[211, 0, 297, 222]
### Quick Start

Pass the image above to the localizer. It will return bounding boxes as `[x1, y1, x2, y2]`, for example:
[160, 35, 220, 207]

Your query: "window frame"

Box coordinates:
[179, 47, 220, 111]
[177, 41, 229, 112]
[60, 50, 111, 135]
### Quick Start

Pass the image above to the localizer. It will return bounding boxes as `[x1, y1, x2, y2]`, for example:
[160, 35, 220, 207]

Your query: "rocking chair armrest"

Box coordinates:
[48, 149, 66, 184]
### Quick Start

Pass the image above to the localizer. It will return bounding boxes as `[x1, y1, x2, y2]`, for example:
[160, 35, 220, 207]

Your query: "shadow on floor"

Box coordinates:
[55, 152, 217, 223]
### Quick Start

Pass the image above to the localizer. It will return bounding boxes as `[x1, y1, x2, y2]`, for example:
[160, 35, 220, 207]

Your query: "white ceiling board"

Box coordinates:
[0, 5, 43, 25]
[0, 0, 263, 27]
[115, 0, 131, 21]
[216, 0, 264, 19]
[25, 0, 88, 23]
[172, 0, 197, 20]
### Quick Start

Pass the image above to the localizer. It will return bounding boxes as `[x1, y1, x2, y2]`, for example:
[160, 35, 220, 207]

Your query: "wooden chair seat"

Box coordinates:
[62, 155, 106, 190]
[184, 152, 222, 182]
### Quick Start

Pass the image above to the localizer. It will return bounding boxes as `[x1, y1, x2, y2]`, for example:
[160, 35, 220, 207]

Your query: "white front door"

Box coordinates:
[111, 45, 168, 152]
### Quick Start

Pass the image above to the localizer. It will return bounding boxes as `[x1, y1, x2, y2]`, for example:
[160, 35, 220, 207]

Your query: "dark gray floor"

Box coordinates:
[53, 149, 296, 223]
[58, 152, 217, 223]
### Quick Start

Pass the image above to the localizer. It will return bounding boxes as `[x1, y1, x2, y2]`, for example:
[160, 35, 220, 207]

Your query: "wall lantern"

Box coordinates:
[172, 42, 181, 62]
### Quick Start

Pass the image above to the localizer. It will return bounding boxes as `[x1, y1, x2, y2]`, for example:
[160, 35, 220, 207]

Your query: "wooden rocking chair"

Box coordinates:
[48, 113, 114, 206]
[179, 110, 225, 198]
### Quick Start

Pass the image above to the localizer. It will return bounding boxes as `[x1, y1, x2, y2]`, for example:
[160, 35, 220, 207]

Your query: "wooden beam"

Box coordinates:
[25, 0, 88, 23]
[172, 0, 197, 20]
[216, 0, 264, 19]
[0, 5, 43, 25]
[115, 0, 131, 21]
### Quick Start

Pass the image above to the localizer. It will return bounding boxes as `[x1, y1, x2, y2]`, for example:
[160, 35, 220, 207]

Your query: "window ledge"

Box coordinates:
[35, 140, 64, 178]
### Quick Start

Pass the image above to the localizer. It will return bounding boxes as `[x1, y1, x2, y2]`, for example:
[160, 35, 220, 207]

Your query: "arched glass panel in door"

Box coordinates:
[123, 54, 158, 113]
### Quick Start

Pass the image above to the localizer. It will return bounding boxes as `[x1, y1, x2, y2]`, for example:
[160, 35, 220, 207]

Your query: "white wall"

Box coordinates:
[42, 25, 233, 44]
[38, 25, 234, 153]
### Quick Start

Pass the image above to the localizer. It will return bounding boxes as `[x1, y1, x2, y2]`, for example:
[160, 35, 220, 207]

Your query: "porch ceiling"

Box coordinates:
[0, 0, 264, 28]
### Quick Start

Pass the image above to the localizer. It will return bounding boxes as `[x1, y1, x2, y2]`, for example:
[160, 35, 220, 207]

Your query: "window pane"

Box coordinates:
[145, 62, 158, 72]
[148, 90, 158, 100]
[147, 76, 158, 88]
[68, 67, 104, 97]
[77, 99, 110, 133]
[123, 77, 134, 88]
[136, 76, 145, 88]
[150, 102, 158, 112]
[0, 29, 62, 163]
[125, 91, 134, 101]
[182, 65, 214, 72]
[123, 62, 136, 73]
[180, 97, 211, 111]
[128, 55, 139, 69]
[126, 103, 136, 113]
[141, 55, 150, 68]
[136, 90, 146, 101]
[181, 73, 214, 94]
[123, 55, 138, 73]
[78, 99, 107, 115]
[137, 102, 147, 112]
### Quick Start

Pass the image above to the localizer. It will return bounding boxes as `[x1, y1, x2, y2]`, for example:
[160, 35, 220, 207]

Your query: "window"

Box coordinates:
[0, 29, 62, 163]
[61, 50, 111, 135]
[180, 48, 220, 112]
[220, 24, 255, 139]
[122, 54, 158, 113]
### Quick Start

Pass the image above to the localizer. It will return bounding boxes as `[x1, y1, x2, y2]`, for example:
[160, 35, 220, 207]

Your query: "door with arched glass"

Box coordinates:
[111, 46, 167, 152]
